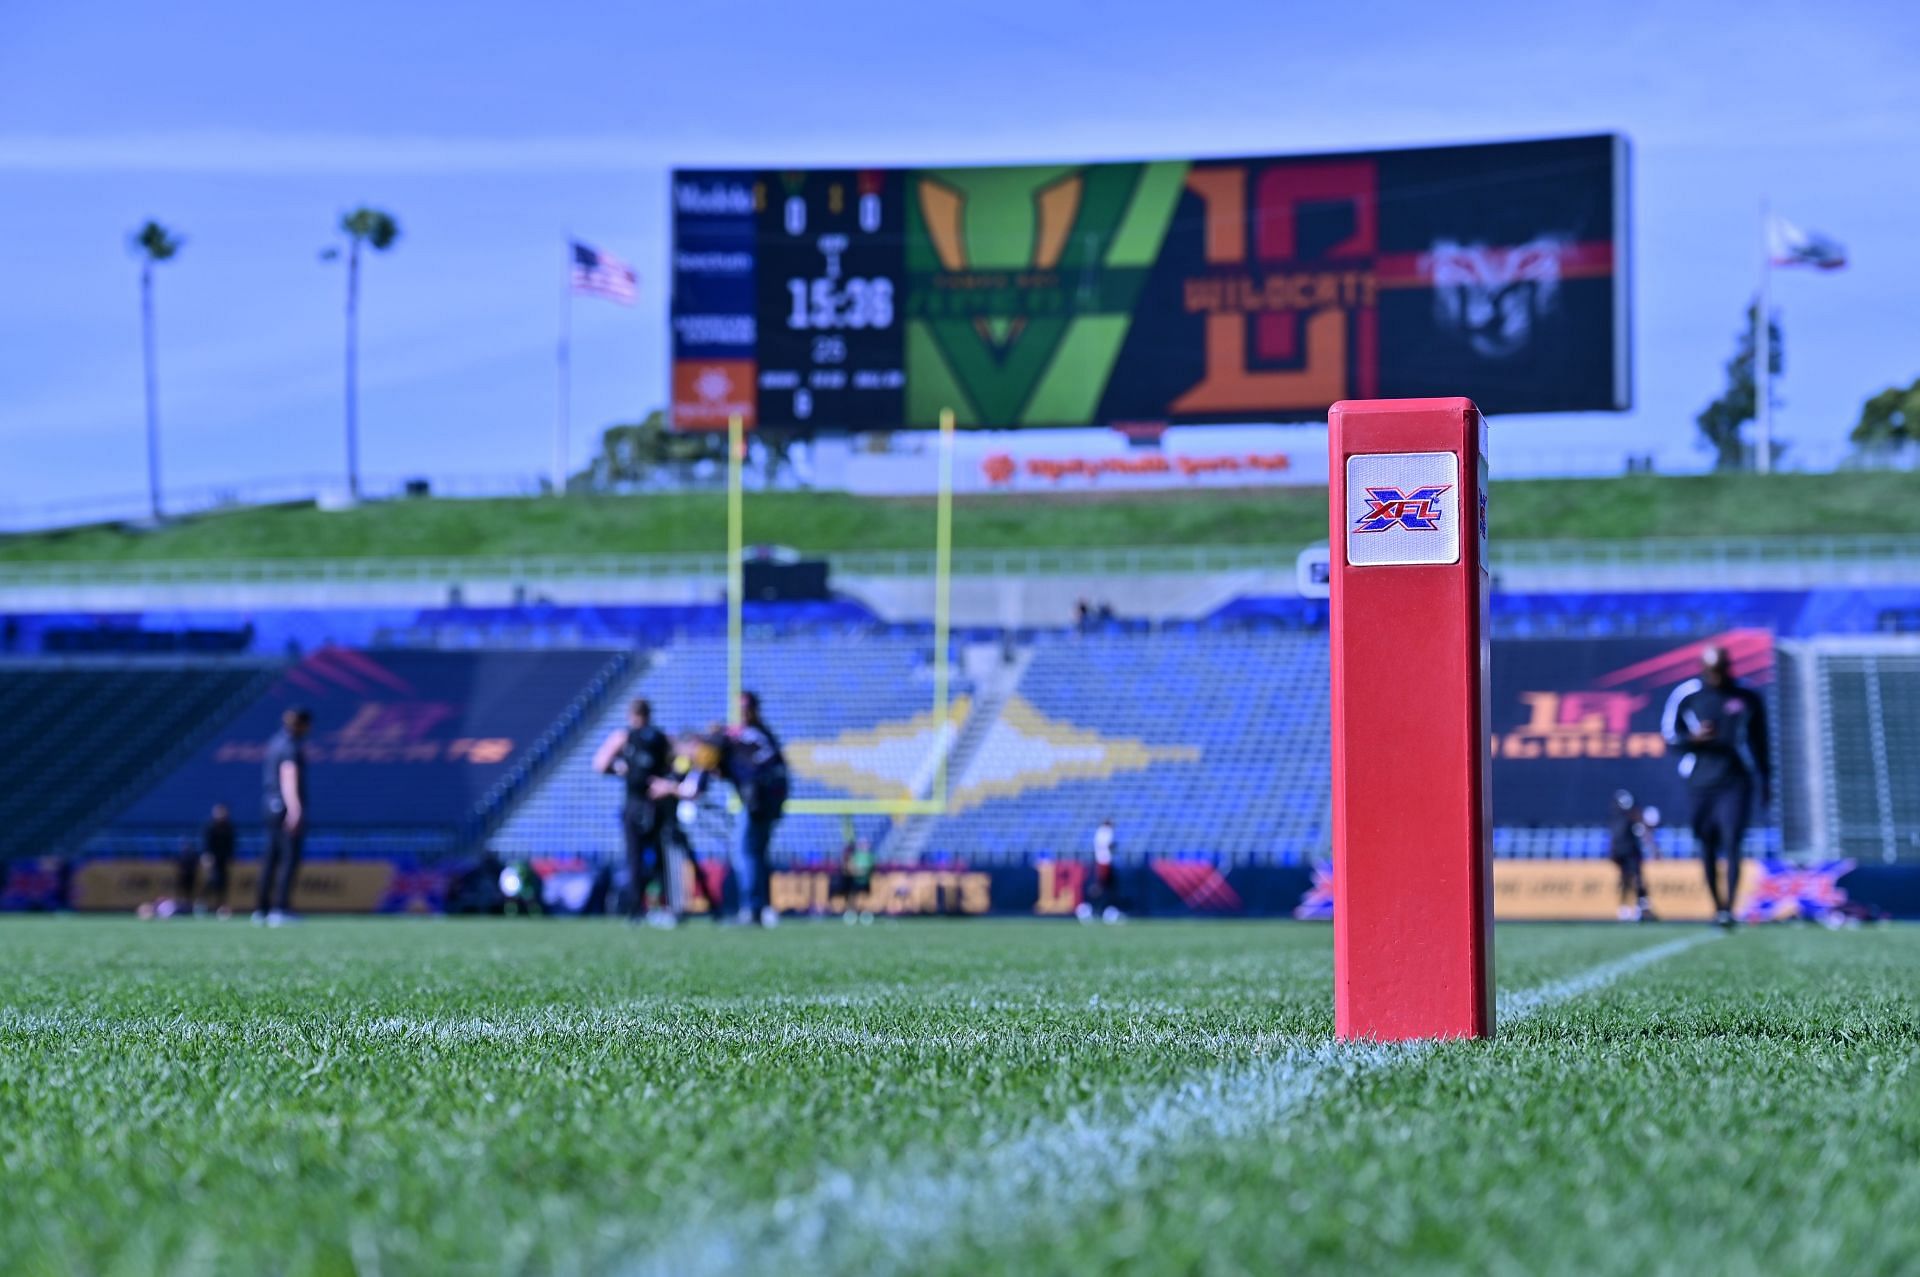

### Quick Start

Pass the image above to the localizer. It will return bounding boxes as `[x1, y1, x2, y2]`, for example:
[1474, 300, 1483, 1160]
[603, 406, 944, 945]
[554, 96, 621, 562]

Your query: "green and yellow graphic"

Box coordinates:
[905, 161, 1188, 426]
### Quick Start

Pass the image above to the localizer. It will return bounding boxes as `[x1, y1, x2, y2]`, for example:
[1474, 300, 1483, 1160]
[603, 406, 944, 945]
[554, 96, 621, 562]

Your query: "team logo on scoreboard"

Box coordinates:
[1353, 485, 1450, 533]
[671, 359, 757, 430]
[1428, 237, 1568, 360]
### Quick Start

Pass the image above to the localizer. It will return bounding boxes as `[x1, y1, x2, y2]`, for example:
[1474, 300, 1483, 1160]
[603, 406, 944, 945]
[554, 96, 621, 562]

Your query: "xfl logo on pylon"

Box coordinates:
[1353, 485, 1450, 533]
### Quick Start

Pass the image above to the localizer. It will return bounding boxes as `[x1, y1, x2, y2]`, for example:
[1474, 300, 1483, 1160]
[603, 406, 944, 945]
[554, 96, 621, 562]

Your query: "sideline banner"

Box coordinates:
[16, 854, 1905, 922]
[1492, 860, 1751, 921]
[65, 858, 445, 914]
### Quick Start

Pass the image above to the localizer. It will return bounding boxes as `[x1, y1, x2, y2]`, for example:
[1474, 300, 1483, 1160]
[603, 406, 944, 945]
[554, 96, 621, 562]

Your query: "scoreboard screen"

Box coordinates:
[753, 170, 905, 428]
[669, 134, 1629, 431]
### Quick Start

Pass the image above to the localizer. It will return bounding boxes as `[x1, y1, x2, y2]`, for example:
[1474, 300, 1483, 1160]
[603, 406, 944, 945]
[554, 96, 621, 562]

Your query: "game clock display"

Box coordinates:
[753, 169, 906, 428]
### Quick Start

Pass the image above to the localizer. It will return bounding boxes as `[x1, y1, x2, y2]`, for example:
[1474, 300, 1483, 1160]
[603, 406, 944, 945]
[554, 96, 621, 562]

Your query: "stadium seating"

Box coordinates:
[491, 634, 969, 864]
[925, 630, 1331, 865]
[0, 660, 278, 859]
[1813, 650, 1920, 862]
[97, 648, 628, 859]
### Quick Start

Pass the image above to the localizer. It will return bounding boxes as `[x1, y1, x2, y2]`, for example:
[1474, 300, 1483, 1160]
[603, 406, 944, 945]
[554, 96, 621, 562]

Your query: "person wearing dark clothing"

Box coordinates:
[255, 707, 312, 925]
[200, 803, 236, 917]
[1662, 646, 1772, 928]
[723, 691, 789, 927]
[594, 699, 678, 926]
[1606, 790, 1658, 922]
[174, 838, 200, 906]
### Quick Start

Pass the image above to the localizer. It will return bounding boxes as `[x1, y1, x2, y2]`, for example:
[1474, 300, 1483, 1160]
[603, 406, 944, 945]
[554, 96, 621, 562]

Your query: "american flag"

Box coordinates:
[1767, 215, 1847, 271]
[570, 240, 638, 304]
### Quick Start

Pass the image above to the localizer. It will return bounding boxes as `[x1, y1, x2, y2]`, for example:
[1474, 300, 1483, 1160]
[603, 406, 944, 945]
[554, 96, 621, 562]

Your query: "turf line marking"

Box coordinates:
[627, 932, 1720, 1277]
[0, 1007, 1299, 1057]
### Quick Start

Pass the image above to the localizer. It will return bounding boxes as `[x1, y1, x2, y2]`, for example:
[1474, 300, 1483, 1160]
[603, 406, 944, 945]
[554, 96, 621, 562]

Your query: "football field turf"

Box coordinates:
[1, 918, 1915, 1274]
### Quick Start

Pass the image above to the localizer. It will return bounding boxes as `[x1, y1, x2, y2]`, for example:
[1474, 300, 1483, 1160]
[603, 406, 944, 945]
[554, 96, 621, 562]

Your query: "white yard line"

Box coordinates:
[628, 932, 1720, 1277]
[0, 1004, 1302, 1058]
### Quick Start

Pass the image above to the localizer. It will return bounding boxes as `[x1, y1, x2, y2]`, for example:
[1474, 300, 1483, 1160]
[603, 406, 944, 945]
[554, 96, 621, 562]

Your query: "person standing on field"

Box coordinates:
[1077, 818, 1122, 923]
[1662, 646, 1771, 929]
[255, 707, 312, 926]
[593, 698, 678, 927]
[200, 802, 236, 918]
[722, 691, 789, 927]
[1606, 790, 1657, 922]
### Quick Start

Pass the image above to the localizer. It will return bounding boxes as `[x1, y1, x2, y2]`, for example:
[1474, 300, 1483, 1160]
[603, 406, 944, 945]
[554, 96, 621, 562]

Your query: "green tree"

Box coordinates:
[1851, 378, 1920, 453]
[574, 411, 726, 491]
[321, 207, 401, 500]
[130, 220, 183, 522]
[1696, 301, 1783, 471]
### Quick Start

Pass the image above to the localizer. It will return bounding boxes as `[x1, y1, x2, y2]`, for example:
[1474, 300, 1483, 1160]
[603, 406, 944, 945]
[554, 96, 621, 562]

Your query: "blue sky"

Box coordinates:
[1, 0, 1914, 510]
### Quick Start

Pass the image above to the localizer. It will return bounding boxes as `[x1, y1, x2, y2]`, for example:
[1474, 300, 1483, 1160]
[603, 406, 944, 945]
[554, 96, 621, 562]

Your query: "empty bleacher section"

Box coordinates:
[1804, 642, 1920, 863]
[0, 660, 278, 858]
[16, 590, 1920, 880]
[491, 634, 967, 864]
[97, 647, 629, 858]
[928, 631, 1329, 865]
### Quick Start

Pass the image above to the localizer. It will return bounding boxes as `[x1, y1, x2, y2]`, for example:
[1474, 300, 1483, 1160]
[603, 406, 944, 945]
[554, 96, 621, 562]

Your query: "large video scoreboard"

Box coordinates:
[670, 134, 1629, 431]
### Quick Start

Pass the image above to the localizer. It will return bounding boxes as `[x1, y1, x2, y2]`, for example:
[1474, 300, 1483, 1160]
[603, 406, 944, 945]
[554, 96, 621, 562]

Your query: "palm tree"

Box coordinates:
[131, 220, 183, 522]
[323, 207, 400, 500]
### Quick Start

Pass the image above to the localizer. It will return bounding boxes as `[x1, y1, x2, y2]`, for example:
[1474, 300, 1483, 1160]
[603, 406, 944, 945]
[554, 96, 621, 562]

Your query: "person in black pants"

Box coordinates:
[594, 699, 678, 926]
[200, 803, 236, 918]
[256, 707, 312, 926]
[722, 692, 789, 927]
[1662, 647, 1771, 928]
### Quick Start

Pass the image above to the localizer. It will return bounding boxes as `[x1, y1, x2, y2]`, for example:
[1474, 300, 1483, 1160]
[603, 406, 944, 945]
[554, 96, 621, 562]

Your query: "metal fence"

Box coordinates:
[4, 534, 1920, 591]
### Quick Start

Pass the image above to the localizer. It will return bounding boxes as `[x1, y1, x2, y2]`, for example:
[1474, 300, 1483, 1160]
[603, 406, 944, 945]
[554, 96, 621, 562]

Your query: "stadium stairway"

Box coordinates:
[914, 630, 1334, 866]
[884, 643, 1033, 863]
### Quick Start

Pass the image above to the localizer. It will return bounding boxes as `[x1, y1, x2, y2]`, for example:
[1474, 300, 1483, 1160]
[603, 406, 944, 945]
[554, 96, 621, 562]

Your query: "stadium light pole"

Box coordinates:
[131, 220, 182, 524]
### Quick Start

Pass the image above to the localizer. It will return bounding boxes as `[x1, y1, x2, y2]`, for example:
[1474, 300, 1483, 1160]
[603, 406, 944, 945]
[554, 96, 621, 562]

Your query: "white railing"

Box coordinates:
[3, 534, 1919, 591]
[0, 472, 554, 534]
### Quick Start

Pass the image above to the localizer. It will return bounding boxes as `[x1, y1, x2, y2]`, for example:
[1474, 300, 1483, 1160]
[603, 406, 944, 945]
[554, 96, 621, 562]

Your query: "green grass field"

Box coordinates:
[2, 470, 1913, 563]
[2, 918, 1915, 1275]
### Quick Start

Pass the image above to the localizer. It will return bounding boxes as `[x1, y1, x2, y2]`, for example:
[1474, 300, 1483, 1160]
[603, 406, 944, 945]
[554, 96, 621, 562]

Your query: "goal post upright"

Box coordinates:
[726, 408, 957, 818]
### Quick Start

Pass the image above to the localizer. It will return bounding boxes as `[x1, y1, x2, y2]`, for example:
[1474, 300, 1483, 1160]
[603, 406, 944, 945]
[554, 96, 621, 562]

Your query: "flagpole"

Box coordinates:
[556, 238, 572, 495]
[1756, 199, 1772, 475]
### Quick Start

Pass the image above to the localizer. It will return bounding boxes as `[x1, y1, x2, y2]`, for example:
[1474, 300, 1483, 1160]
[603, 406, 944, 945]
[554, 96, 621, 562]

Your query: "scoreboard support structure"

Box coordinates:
[1328, 398, 1494, 1041]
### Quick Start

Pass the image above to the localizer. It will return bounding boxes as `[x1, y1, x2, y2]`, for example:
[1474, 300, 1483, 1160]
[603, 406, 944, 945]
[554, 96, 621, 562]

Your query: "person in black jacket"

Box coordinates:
[1606, 790, 1659, 922]
[593, 699, 678, 927]
[1662, 647, 1771, 928]
[722, 691, 789, 927]
[199, 803, 236, 918]
[255, 707, 312, 926]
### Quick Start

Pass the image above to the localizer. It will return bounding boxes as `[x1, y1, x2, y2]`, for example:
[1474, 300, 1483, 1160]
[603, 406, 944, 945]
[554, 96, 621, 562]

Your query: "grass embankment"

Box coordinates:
[0, 471, 1907, 563]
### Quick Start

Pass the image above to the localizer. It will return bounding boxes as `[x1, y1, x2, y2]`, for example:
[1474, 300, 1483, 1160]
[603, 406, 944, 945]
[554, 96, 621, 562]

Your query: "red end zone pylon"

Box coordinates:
[1329, 398, 1494, 1041]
